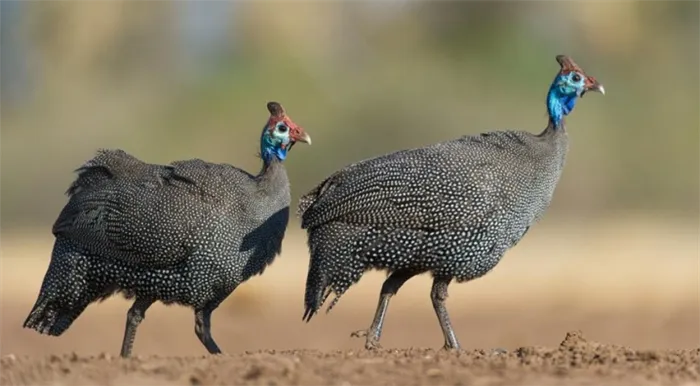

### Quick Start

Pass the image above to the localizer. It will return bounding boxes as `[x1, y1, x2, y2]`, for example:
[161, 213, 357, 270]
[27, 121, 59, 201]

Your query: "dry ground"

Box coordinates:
[1, 217, 698, 385]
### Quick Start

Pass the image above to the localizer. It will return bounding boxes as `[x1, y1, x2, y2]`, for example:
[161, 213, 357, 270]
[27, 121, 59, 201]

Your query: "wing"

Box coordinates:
[52, 155, 249, 268]
[298, 142, 507, 232]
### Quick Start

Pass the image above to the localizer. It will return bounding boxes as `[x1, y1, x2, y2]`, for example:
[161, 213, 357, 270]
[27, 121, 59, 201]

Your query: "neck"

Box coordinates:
[257, 130, 289, 188]
[546, 88, 578, 132]
[257, 153, 289, 197]
[260, 153, 283, 172]
[260, 146, 286, 172]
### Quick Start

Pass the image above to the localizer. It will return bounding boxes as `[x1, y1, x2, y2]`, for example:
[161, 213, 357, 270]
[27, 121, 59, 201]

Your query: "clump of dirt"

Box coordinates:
[514, 331, 699, 383]
[1, 331, 698, 386]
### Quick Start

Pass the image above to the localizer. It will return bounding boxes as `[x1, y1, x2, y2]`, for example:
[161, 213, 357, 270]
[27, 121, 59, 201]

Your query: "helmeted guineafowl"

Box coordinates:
[297, 55, 604, 350]
[23, 101, 311, 357]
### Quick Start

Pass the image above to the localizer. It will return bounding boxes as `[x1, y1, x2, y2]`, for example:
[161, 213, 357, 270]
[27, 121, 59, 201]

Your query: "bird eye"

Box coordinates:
[571, 73, 582, 82]
[277, 124, 288, 133]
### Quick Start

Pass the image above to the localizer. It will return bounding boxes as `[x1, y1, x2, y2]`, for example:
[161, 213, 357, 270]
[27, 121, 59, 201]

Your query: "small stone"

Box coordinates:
[491, 348, 508, 355]
[189, 375, 202, 386]
[426, 368, 442, 377]
[3, 354, 16, 363]
[243, 365, 263, 380]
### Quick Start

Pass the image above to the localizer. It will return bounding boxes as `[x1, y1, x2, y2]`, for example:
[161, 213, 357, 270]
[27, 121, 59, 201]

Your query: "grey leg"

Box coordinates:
[195, 307, 222, 354]
[121, 298, 155, 358]
[431, 277, 460, 350]
[351, 270, 418, 349]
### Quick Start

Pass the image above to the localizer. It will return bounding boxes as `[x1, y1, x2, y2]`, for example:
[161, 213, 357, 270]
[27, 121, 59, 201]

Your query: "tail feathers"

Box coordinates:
[23, 237, 94, 336]
[302, 223, 369, 322]
[302, 263, 330, 323]
[23, 296, 86, 336]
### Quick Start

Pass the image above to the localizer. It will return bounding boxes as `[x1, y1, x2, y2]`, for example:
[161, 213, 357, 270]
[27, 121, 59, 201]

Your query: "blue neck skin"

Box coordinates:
[546, 81, 579, 129]
[260, 133, 288, 164]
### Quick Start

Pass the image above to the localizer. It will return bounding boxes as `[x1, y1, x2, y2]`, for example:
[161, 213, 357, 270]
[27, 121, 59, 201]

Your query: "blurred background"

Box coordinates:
[1, 1, 698, 356]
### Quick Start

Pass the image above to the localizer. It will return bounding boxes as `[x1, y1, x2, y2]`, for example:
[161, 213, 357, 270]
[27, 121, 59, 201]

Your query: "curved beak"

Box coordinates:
[590, 82, 605, 95]
[296, 132, 312, 145]
[583, 76, 605, 97]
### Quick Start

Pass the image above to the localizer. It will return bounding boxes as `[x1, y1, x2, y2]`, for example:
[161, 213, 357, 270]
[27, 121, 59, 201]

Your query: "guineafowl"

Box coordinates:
[23, 101, 311, 357]
[298, 55, 604, 350]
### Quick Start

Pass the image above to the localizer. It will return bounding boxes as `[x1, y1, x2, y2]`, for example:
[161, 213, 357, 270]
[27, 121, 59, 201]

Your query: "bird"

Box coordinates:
[297, 55, 604, 350]
[23, 101, 311, 357]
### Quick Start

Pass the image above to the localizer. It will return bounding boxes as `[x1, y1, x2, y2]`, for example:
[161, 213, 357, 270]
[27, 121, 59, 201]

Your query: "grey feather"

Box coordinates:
[299, 128, 568, 318]
[297, 55, 604, 351]
[23, 101, 310, 356]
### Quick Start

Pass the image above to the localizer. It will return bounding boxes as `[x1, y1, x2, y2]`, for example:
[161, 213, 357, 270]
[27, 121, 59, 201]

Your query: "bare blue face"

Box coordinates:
[554, 71, 587, 98]
[547, 71, 589, 126]
[261, 121, 293, 161]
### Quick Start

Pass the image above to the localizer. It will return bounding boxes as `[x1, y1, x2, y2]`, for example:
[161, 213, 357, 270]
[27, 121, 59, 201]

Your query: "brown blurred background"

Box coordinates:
[1, 1, 698, 357]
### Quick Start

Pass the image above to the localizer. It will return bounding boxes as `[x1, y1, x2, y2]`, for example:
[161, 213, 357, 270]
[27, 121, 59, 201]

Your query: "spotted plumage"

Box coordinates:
[23, 101, 311, 357]
[298, 55, 605, 350]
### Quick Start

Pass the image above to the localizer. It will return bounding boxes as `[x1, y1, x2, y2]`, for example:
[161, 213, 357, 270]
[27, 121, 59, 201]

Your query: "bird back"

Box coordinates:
[298, 129, 568, 233]
[53, 149, 258, 268]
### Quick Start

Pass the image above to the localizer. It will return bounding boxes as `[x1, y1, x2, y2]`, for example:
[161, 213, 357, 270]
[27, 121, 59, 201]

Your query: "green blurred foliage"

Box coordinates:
[1, 1, 698, 230]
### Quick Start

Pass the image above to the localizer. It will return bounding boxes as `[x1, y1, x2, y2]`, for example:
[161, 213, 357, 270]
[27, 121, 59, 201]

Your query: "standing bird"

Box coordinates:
[298, 55, 604, 350]
[23, 101, 311, 357]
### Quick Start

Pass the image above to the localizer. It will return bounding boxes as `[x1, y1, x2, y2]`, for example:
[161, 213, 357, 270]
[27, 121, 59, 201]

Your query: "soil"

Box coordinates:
[2, 228, 699, 385]
[2, 331, 699, 386]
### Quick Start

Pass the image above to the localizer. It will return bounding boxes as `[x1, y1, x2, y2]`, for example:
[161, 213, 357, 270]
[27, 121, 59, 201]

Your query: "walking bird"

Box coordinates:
[23, 101, 311, 357]
[297, 55, 604, 350]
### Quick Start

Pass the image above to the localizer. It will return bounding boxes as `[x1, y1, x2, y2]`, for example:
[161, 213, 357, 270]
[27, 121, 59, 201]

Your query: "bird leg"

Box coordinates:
[120, 298, 155, 358]
[195, 307, 222, 355]
[351, 269, 418, 350]
[431, 277, 461, 351]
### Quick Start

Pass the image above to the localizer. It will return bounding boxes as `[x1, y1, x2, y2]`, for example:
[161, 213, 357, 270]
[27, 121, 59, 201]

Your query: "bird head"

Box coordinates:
[547, 55, 605, 127]
[261, 101, 311, 162]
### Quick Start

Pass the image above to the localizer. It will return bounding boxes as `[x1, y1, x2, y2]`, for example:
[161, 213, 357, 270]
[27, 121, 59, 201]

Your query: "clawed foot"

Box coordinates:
[350, 329, 382, 350]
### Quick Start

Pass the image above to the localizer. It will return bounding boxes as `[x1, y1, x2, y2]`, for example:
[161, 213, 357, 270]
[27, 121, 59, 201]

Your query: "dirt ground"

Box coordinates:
[1, 219, 699, 385]
[2, 331, 699, 386]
